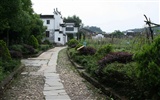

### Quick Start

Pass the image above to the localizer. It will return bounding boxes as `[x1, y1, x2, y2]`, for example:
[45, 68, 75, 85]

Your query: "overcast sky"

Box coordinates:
[31, 0, 159, 32]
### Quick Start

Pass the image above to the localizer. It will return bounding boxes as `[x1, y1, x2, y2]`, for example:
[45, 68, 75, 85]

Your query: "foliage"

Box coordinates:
[84, 26, 103, 33]
[28, 35, 39, 49]
[9, 44, 23, 52]
[10, 50, 23, 59]
[64, 15, 82, 27]
[78, 46, 96, 55]
[98, 52, 133, 67]
[0, 66, 4, 81]
[0, 59, 20, 72]
[96, 44, 112, 58]
[43, 39, 52, 45]
[111, 30, 124, 38]
[23, 44, 35, 54]
[0, 40, 12, 61]
[40, 44, 49, 51]
[134, 35, 160, 99]
[67, 39, 79, 48]
[75, 43, 83, 50]
[0, 0, 46, 45]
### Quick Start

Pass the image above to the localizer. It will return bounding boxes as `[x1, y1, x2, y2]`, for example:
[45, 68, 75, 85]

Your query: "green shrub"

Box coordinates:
[9, 44, 23, 52]
[96, 44, 112, 57]
[43, 39, 52, 45]
[0, 40, 12, 61]
[67, 39, 79, 48]
[0, 66, 4, 81]
[22, 44, 35, 54]
[134, 36, 160, 99]
[10, 50, 23, 59]
[28, 35, 39, 49]
[40, 44, 49, 51]
[1, 59, 20, 72]
[75, 43, 83, 50]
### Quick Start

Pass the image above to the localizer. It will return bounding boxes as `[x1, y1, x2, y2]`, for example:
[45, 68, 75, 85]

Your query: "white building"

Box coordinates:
[92, 34, 104, 39]
[40, 8, 78, 45]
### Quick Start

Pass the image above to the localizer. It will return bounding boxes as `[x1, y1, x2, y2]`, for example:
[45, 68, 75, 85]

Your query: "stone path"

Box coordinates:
[21, 47, 70, 100]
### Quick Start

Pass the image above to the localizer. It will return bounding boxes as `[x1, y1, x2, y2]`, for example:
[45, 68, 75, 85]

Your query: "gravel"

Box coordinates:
[57, 48, 107, 100]
[0, 48, 107, 100]
[0, 66, 45, 100]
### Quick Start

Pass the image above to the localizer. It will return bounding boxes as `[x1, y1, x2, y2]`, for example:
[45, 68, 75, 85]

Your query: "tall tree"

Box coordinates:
[0, 0, 21, 45]
[64, 15, 82, 27]
[0, 0, 46, 44]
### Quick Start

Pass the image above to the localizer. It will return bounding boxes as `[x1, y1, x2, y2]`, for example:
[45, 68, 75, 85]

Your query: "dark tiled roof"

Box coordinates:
[40, 15, 54, 18]
[55, 29, 60, 31]
[60, 24, 65, 27]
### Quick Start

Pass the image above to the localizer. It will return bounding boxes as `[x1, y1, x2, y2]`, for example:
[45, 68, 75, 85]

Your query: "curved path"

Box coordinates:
[21, 47, 70, 100]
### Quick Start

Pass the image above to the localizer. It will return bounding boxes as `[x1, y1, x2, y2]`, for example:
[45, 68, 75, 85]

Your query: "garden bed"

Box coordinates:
[0, 65, 25, 96]
[67, 50, 126, 100]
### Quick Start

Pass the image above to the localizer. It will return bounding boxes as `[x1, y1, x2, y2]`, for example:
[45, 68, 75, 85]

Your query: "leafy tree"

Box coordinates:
[64, 15, 82, 27]
[0, 0, 46, 45]
[28, 35, 39, 49]
[84, 26, 103, 33]
[0, 0, 22, 45]
[111, 30, 124, 37]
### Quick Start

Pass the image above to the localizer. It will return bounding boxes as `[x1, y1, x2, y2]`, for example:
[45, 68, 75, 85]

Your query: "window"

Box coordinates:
[46, 20, 50, 24]
[46, 31, 50, 37]
[66, 27, 74, 31]
[58, 37, 61, 41]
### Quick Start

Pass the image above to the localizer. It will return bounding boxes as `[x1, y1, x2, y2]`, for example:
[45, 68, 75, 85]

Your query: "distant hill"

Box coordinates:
[84, 26, 103, 33]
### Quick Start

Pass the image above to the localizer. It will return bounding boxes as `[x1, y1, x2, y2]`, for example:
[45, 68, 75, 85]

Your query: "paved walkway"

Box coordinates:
[21, 47, 70, 100]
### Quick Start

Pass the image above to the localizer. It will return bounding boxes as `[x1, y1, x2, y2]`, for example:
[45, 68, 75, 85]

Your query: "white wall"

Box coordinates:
[54, 32, 64, 45]
[41, 18, 54, 30]
[92, 34, 104, 39]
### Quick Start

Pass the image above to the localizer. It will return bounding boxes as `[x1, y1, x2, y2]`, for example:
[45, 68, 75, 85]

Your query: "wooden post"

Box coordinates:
[144, 14, 153, 42]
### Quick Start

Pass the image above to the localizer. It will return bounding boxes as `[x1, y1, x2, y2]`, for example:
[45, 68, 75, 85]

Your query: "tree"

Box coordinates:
[0, 0, 46, 45]
[111, 30, 124, 38]
[84, 26, 103, 33]
[0, 0, 22, 45]
[64, 15, 82, 27]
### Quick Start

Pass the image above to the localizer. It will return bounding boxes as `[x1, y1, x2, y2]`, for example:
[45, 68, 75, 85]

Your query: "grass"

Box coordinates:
[68, 36, 154, 99]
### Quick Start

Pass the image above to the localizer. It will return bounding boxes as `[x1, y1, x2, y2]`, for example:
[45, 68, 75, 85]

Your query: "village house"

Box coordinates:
[40, 8, 78, 45]
[79, 28, 96, 39]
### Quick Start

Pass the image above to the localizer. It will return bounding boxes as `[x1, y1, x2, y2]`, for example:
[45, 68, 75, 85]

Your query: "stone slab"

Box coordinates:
[44, 86, 64, 91]
[45, 95, 70, 100]
[43, 90, 67, 96]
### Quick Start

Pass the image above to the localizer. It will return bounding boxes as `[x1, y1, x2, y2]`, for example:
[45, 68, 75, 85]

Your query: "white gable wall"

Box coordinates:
[41, 18, 55, 43]
[41, 18, 54, 30]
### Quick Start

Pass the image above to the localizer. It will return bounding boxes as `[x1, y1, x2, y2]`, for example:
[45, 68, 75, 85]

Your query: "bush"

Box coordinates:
[67, 39, 79, 48]
[96, 44, 112, 58]
[98, 52, 133, 73]
[75, 43, 83, 50]
[40, 44, 49, 51]
[28, 35, 39, 49]
[134, 36, 160, 99]
[43, 39, 52, 45]
[0, 59, 20, 72]
[23, 44, 35, 54]
[0, 66, 4, 81]
[78, 46, 96, 55]
[10, 50, 23, 59]
[0, 40, 12, 61]
[9, 44, 23, 52]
